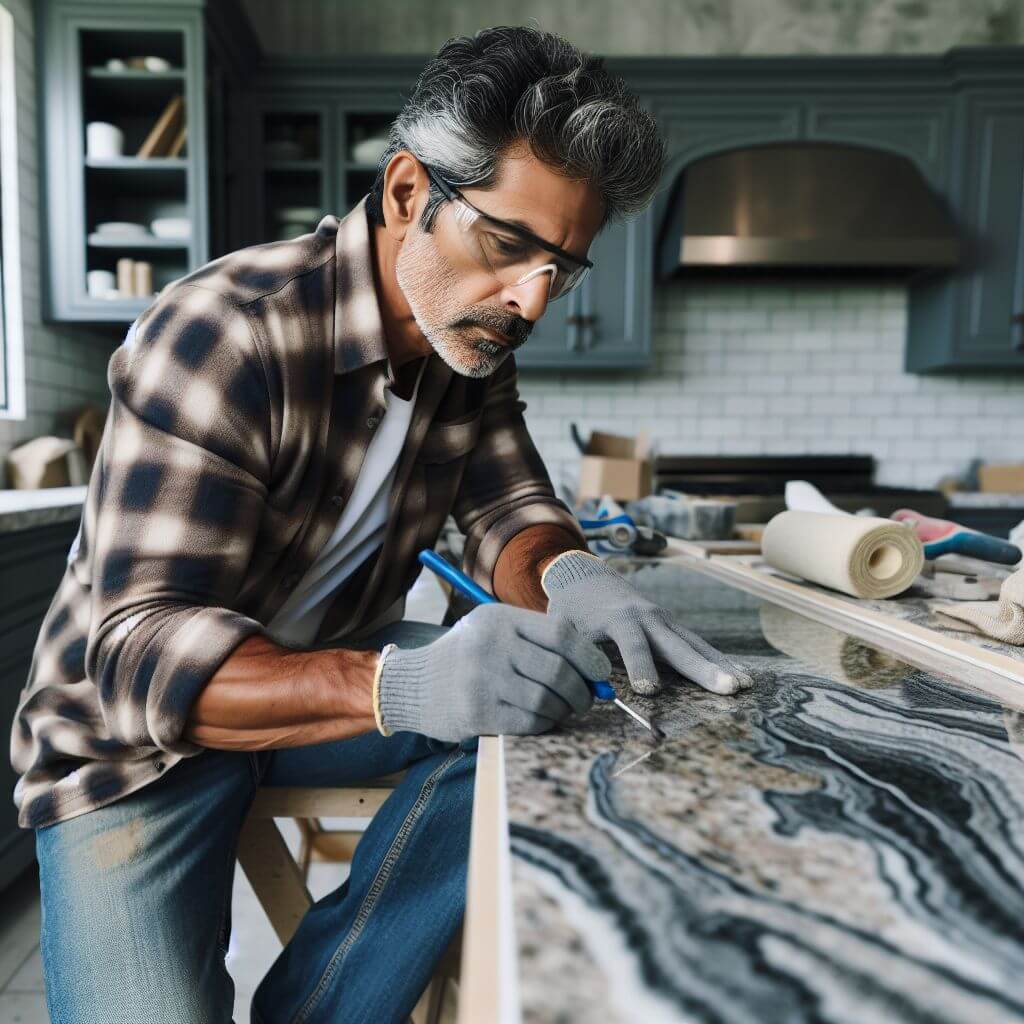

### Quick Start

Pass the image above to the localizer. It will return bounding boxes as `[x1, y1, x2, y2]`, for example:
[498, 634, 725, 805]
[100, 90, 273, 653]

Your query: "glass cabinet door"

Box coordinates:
[259, 105, 332, 242]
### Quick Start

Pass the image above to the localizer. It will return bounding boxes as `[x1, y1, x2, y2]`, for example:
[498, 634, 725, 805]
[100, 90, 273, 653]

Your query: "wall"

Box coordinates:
[240, 0, 1024, 56]
[0, 0, 116, 488]
[519, 277, 1024, 495]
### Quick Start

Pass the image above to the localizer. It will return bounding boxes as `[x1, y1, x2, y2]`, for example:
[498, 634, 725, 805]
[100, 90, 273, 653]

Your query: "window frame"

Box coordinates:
[0, 2, 26, 421]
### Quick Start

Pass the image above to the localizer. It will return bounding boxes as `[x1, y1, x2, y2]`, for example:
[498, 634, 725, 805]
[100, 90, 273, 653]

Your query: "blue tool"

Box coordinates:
[417, 549, 660, 735]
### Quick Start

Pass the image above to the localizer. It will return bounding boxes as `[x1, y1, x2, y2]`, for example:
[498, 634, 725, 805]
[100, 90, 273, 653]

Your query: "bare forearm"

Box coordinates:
[492, 523, 587, 612]
[183, 634, 379, 751]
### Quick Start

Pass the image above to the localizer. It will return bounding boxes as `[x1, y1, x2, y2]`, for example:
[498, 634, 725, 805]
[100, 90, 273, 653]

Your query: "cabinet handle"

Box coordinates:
[1013, 312, 1024, 352]
[567, 314, 598, 327]
[1012, 313, 1024, 325]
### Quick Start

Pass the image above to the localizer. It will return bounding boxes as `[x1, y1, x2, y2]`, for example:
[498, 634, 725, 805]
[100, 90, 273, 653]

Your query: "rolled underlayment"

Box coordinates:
[761, 509, 925, 600]
[759, 602, 908, 687]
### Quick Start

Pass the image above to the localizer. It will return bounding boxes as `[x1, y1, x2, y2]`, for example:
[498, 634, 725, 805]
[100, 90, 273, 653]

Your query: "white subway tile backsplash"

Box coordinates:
[520, 276, 1024, 493]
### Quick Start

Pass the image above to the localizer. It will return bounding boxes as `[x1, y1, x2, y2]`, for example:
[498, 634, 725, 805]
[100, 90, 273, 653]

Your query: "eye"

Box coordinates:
[489, 233, 528, 257]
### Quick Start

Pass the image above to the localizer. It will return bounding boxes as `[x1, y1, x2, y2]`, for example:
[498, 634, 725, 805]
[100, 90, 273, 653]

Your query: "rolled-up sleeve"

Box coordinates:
[85, 284, 271, 755]
[453, 354, 585, 590]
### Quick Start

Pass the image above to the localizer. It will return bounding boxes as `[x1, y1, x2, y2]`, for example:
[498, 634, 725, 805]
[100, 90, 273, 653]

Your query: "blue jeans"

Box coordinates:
[35, 621, 475, 1024]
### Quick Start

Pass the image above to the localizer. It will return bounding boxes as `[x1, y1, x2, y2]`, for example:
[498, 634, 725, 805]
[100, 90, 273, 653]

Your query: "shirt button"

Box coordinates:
[366, 412, 383, 429]
[283, 572, 300, 588]
[330, 494, 344, 508]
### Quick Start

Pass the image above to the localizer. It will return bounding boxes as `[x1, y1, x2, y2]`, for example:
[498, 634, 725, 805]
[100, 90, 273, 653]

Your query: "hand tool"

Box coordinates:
[578, 514, 637, 550]
[417, 549, 662, 738]
[892, 509, 1023, 565]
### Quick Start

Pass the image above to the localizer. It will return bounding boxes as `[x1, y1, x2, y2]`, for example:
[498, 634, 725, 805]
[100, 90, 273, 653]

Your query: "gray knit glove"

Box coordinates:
[375, 603, 610, 742]
[541, 550, 754, 697]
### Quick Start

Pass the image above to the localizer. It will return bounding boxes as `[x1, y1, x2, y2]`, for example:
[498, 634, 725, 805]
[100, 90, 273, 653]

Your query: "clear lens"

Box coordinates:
[451, 198, 587, 302]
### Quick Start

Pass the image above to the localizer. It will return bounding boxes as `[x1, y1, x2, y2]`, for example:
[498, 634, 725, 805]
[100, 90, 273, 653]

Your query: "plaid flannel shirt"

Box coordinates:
[10, 196, 584, 830]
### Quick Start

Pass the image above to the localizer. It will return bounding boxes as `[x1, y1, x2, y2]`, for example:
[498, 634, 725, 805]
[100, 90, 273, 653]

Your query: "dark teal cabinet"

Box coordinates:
[233, 59, 653, 370]
[518, 214, 652, 369]
[0, 521, 80, 888]
[907, 92, 1024, 370]
[39, 0, 211, 323]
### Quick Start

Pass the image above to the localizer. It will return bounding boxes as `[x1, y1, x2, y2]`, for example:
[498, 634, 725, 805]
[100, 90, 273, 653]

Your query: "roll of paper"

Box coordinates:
[761, 509, 924, 600]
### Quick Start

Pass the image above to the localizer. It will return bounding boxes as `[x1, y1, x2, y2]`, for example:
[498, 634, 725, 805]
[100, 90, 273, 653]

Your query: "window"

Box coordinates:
[0, 2, 26, 419]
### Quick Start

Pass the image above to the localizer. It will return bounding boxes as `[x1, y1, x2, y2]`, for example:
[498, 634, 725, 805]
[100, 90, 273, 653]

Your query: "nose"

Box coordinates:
[500, 268, 554, 324]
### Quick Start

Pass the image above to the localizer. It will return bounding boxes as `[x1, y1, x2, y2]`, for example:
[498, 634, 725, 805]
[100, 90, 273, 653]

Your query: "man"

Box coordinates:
[10, 25, 751, 1024]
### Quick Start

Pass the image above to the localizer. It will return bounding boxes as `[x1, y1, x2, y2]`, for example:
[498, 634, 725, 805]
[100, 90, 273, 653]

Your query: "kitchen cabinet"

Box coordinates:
[40, 27, 1021, 366]
[517, 213, 652, 369]
[907, 91, 1024, 371]
[38, 0, 211, 323]
[0, 520, 79, 888]
[232, 60, 652, 369]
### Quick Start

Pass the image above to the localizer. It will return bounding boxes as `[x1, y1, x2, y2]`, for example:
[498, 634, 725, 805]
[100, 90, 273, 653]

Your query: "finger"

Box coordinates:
[494, 700, 559, 736]
[609, 621, 661, 696]
[513, 652, 595, 718]
[665, 622, 755, 690]
[516, 618, 611, 684]
[648, 623, 743, 695]
[511, 672, 590, 721]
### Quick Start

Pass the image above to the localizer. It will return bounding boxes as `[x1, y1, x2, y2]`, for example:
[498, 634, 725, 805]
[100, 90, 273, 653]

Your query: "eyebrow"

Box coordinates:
[484, 212, 584, 265]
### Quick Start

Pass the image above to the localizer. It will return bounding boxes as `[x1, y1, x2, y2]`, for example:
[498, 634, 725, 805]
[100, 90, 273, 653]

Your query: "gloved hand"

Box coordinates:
[375, 603, 610, 742]
[541, 550, 754, 697]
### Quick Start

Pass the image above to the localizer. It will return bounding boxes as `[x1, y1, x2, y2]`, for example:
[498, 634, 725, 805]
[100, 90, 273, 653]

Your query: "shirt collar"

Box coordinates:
[334, 194, 390, 377]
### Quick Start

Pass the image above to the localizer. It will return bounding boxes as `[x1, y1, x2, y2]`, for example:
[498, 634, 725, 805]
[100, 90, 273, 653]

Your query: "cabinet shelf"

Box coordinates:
[85, 157, 186, 170]
[84, 67, 186, 107]
[41, 2, 210, 324]
[85, 67, 185, 79]
[87, 233, 190, 249]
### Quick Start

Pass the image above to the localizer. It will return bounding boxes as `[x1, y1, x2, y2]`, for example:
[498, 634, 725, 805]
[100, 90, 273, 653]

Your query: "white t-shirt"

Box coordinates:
[265, 362, 425, 647]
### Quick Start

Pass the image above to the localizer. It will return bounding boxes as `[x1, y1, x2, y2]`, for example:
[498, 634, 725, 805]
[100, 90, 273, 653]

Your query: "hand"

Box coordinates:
[376, 603, 610, 742]
[541, 550, 754, 697]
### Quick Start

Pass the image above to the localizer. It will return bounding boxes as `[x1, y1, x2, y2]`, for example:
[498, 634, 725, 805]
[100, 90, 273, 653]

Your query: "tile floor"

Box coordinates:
[0, 570, 450, 1022]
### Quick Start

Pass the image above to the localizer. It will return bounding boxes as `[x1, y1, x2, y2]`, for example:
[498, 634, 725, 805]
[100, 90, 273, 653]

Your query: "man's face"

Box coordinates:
[395, 147, 604, 378]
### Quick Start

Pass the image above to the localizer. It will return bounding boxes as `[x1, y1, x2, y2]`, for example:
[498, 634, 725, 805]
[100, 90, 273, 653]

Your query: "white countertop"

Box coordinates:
[0, 485, 86, 533]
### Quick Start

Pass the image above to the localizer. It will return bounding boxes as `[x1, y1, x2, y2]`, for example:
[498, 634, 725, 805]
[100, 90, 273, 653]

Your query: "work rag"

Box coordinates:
[934, 566, 1024, 645]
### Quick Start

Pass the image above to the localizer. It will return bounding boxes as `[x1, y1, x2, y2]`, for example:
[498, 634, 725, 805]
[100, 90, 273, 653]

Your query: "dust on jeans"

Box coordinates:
[91, 818, 144, 868]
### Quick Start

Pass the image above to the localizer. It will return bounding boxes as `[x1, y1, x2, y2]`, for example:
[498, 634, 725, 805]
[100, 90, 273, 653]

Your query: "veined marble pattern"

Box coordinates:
[506, 563, 1024, 1024]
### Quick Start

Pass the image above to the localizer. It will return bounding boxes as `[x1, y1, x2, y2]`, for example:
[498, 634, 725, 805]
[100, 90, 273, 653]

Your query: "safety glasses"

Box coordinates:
[421, 162, 593, 303]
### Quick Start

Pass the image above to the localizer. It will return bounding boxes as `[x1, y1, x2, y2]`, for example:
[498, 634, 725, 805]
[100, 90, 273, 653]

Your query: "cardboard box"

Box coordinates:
[978, 463, 1024, 493]
[576, 430, 653, 502]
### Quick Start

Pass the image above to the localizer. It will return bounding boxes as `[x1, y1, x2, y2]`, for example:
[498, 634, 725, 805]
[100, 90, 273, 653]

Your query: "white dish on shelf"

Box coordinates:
[150, 217, 190, 239]
[351, 137, 388, 165]
[103, 57, 174, 73]
[94, 221, 150, 237]
[86, 121, 124, 159]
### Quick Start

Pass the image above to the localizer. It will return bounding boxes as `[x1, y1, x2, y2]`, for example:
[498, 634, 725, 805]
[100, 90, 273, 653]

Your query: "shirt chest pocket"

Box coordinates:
[415, 411, 483, 464]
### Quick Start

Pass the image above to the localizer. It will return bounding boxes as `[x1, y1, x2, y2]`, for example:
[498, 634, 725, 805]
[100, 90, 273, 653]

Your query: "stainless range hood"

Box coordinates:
[657, 143, 960, 277]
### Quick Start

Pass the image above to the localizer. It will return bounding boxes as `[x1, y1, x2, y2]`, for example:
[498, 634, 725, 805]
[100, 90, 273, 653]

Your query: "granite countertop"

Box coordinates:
[505, 561, 1024, 1023]
[0, 485, 86, 533]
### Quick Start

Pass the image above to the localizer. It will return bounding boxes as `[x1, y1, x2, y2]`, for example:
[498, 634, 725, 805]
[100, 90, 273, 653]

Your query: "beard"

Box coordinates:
[394, 222, 518, 379]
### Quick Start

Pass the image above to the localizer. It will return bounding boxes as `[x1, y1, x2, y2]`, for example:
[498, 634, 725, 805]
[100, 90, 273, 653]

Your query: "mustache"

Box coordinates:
[459, 318, 530, 351]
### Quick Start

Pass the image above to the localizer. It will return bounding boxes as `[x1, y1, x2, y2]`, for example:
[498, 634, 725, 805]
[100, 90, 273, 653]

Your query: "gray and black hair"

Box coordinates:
[365, 24, 667, 235]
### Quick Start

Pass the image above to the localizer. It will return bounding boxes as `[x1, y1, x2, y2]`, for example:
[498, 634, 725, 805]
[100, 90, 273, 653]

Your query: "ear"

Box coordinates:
[380, 151, 429, 243]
